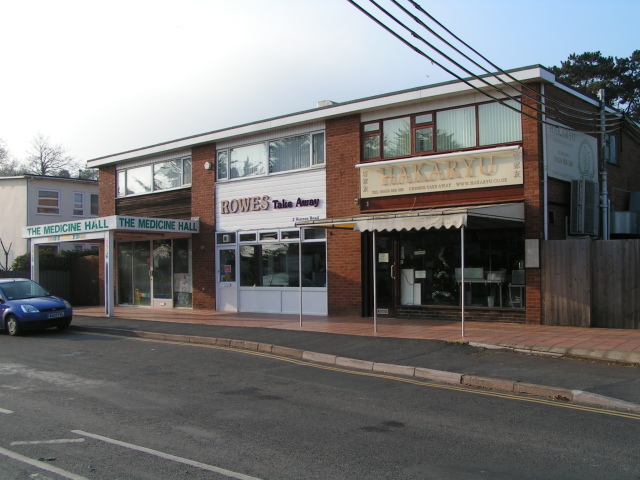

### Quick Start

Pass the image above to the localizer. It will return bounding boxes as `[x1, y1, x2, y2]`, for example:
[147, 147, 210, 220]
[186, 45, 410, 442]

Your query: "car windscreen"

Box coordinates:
[0, 281, 49, 300]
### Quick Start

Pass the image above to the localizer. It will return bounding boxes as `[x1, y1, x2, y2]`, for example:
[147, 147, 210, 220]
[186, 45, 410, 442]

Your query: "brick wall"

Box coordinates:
[97, 165, 116, 306]
[397, 306, 526, 324]
[521, 82, 544, 324]
[326, 115, 362, 315]
[190, 143, 216, 309]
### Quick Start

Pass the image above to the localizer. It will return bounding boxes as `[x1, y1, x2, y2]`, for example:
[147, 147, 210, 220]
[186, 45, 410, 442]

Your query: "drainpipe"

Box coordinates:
[541, 84, 549, 240]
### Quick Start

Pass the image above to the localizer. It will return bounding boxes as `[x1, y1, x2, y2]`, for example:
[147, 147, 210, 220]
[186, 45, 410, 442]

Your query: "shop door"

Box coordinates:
[131, 241, 151, 306]
[151, 239, 173, 308]
[374, 235, 397, 317]
[217, 248, 237, 311]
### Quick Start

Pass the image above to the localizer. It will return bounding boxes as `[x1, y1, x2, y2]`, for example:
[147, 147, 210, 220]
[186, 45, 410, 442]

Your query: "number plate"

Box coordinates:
[48, 312, 64, 319]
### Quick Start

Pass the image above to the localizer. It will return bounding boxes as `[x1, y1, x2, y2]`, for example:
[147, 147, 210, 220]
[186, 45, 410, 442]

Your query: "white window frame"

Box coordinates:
[117, 156, 192, 198]
[73, 192, 85, 217]
[216, 131, 326, 182]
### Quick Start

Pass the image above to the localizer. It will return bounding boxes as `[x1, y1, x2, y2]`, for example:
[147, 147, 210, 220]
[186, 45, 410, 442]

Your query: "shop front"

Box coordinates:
[299, 145, 527, 321]
[215, 168, 328, 315]
[23, 215, 199, 316]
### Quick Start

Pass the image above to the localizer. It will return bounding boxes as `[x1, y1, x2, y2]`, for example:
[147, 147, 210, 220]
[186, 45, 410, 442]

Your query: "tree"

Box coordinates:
[78, 168, 99, 180]
[550, 51, 640, 121]
[0, 139, 24, 176]
[25, 133, 79, 176]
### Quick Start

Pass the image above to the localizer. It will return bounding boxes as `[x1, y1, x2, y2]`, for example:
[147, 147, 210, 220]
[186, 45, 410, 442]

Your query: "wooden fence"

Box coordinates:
[542, 239, 640, 329]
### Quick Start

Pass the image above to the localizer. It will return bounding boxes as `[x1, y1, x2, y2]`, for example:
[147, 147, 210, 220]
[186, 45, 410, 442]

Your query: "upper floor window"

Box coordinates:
[90, 193, 99, 216]
[117, 156, 191, 197]
[37, 190, 60, 215]
[217, 132, 325, 181]
[362, 99, 521, 160]
[73, 192, 84, 216]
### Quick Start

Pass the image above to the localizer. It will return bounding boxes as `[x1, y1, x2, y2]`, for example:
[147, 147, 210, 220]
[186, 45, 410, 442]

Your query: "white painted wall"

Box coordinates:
[216, 168, 326, 231]
[0, 178, 28, 268]
[0, 177, 99, 268]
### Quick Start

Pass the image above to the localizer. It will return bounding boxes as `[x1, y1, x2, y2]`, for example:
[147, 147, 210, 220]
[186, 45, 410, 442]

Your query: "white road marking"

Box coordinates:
[72, 430, 264, 480]
[11, 438, 85, 446]
[0, 407, 13, 414]
[0, 446, 89, 480]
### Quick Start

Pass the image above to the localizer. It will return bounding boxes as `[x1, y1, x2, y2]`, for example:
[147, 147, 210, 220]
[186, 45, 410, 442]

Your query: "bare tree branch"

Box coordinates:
[25, 133, 79, 176]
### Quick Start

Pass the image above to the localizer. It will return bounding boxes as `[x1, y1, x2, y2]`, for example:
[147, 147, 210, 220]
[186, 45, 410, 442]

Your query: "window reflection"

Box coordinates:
[398, 228, 524, 308]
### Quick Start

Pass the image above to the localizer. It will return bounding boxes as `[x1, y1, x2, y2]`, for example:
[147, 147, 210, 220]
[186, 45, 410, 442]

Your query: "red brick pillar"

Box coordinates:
[97, 165, 117, 306]
[326, 115, 362, 315]
[521, 83, 544, 325]
[191, 144, 216, 309]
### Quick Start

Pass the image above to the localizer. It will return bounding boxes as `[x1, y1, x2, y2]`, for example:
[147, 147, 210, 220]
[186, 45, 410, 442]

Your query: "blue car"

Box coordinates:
[0, 278, 73, 336]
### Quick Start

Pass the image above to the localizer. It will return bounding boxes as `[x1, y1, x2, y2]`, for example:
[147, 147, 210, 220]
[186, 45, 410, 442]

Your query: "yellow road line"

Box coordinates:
[83, 331, 640, 421]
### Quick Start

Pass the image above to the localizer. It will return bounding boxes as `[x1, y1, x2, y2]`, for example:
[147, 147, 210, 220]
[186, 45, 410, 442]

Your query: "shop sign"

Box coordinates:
[359, 148, 523, 199]
[545, 123, 597, 182]
[221, 195, 321, 214]
[116, 216, 199, 233]
[23, 215, 199, 238]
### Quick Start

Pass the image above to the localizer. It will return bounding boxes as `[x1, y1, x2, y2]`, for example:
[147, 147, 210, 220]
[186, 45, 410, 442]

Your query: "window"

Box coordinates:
[117, 156, 191, 197]
[125, 165, 152, 196]
[37, 190, 60, 215]
[414, 113, 434, 153]
[362, 100, 522, 160]
[90, 194, 99, 216]
[436, 106, 476, 151]
[239, 241, 326, 288]
[363, 122, 381, 159]
[383, 117, 411, 158]
[230, 143, 267, 179]
[478, 100, 522, 146]
[216, 232, 236, 244]
[73, 192, 84, 216]
[154, 159, 183, 190]
[312, 133, 325, 165]
[217, 132, 325, 181]
[398, 228, 524, 308]
[269, 135, 310, 173]
[239, 233, 257, 242]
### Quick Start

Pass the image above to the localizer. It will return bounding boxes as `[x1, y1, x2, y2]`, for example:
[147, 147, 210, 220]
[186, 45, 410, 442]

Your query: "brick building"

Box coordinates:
[27, 65, 639, 324]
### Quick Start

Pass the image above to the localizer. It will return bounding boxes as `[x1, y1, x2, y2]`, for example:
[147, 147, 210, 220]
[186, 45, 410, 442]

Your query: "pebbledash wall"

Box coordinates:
[89, 65, 640, 325]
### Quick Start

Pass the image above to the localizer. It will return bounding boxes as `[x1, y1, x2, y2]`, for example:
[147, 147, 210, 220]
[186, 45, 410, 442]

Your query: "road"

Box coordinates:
[0, 329, 638, 479]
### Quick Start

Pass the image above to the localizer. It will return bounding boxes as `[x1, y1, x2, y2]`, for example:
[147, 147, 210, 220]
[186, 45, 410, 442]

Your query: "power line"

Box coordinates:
[403, 0, 618, 122]
[346, 0, 623, 134]
[371, 0, 620, 129]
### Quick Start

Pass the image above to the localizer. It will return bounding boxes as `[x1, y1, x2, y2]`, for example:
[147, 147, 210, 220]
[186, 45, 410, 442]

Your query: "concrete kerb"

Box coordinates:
[71, 325, 640, 413]
[469, 341, 640, 365]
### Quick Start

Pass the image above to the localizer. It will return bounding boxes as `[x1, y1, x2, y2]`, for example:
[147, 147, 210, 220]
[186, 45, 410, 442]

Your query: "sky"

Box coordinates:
[1, 0, 639, 167]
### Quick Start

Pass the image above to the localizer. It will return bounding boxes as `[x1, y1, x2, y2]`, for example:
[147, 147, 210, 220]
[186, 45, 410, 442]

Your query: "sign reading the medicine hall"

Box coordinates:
[23, 215, 199, 238]
[359, 147, 523, 199]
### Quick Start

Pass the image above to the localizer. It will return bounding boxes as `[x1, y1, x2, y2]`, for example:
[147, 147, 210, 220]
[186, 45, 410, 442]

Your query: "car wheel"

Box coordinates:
[6, 315, 22, 336]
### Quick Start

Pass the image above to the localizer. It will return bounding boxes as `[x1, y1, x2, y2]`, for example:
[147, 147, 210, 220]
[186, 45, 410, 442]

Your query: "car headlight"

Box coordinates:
[21, 304, 40, 313]
[63, 300, 72, 308]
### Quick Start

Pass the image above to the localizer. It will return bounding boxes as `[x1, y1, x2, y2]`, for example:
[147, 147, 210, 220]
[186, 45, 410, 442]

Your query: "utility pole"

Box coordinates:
[598, 89, 609, 240]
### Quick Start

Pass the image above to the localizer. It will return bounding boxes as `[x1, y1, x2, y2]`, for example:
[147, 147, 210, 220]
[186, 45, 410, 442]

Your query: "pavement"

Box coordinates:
[72, 306, 640, 413]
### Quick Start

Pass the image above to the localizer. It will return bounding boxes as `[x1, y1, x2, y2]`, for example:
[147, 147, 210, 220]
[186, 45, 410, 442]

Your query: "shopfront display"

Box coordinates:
[116, 238, 192, 308]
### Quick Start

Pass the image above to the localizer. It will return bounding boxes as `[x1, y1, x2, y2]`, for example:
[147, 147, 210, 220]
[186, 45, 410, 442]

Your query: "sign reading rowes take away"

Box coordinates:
[358, 147, 523, 199]
[23, 215, 199, 238]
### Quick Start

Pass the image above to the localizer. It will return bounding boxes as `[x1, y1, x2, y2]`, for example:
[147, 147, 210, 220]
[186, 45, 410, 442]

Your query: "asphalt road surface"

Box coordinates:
[0, 329, 638, 480]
